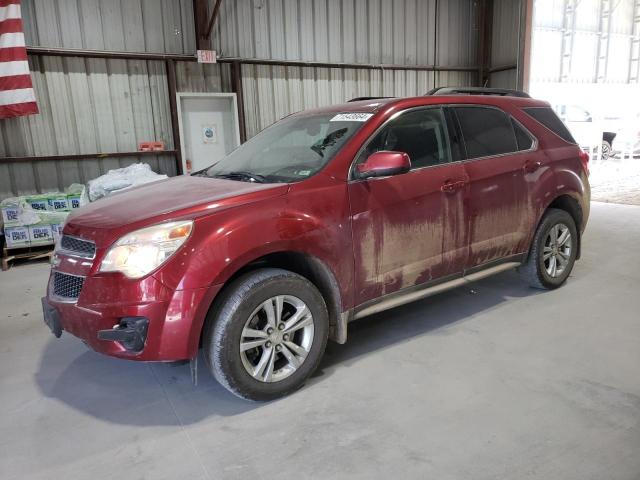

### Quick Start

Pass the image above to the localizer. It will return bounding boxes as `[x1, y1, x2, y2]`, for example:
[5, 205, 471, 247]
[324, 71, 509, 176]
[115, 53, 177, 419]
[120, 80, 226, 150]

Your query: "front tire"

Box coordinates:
[203, 268, 329, 401]
[519, 208, 578, 290]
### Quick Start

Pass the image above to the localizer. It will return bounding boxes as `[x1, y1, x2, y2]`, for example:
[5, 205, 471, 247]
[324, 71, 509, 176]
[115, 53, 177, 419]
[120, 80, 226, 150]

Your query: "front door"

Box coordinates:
[348, 107, 468, 307]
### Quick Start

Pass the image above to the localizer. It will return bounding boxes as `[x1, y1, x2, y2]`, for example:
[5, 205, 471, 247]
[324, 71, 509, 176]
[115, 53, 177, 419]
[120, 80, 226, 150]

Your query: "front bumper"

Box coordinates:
[45, 273, 220, 361]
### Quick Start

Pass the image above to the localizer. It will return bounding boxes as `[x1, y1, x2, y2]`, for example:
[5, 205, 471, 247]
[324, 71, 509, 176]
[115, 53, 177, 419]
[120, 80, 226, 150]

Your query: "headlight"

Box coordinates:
[99, 220, 193, 278]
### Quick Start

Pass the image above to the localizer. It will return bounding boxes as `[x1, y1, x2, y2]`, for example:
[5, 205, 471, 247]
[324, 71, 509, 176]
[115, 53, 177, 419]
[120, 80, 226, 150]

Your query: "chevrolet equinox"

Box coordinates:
[43, 88, 590, 400]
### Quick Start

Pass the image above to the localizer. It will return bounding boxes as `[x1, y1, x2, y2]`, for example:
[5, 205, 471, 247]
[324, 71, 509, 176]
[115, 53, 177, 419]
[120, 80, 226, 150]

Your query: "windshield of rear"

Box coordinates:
[202, 112, 371, 183]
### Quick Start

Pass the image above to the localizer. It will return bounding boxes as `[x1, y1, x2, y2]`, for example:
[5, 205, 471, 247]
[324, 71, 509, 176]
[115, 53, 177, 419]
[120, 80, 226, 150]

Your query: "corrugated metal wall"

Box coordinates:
[0, 59, 234, 198]
[489, 69, 518, 90]
[212, 0, 480, 137]
[0, 55, 179, 198]
[212, 0, 478, 67]
[21, 0, 196, 54]
[489, 0, 521, 89]
[241, 65, 475, 138]
[2, 57, 174, 157]
[0, 58, 230, 198]
[176, 62, 231, 93]
[1, 0, 489, 197]
[1, 0, 199, 197]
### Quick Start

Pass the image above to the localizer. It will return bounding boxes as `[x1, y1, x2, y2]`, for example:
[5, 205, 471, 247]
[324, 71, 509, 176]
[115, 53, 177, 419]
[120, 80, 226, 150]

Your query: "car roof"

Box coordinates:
[298, 95, 550, 116]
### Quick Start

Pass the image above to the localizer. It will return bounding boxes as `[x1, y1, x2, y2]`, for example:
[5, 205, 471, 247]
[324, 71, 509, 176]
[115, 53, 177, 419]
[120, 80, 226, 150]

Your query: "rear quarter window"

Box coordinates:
[512, 119, 534, 151]
[454, 106, 518, 159]
[523, 107, 576, 144]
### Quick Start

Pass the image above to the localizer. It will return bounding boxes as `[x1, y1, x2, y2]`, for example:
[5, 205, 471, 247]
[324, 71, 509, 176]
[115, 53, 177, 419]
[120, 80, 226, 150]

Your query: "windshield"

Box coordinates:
[201, 112, 370, 183]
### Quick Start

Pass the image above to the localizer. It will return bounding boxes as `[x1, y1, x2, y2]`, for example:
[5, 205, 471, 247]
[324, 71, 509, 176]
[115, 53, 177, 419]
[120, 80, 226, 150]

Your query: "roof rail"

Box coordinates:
[425, 87, 530, 98]
[348, 96, 395, 102]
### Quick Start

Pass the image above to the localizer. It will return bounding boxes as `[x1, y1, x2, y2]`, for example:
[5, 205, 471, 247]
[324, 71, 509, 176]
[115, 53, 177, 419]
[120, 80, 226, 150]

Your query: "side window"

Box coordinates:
[356, 108, 452, 170]
[523, 107, 577, 144]
[512, 119, 534, 151]
[454, 106, 518, 159]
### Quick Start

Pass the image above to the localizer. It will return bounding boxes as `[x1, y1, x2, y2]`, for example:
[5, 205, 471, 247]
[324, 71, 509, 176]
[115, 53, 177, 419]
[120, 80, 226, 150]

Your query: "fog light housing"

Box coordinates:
[97, 317, 149, 352]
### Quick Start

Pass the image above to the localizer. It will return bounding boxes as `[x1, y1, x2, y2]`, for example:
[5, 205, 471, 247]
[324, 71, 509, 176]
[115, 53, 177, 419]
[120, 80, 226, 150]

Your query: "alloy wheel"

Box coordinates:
[239, 295, 315, 383]
[543, 223, 572, 278]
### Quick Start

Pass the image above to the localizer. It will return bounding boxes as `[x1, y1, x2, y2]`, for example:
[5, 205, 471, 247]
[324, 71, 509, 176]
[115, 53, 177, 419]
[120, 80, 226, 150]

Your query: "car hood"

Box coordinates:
[65, 175, 289, 234]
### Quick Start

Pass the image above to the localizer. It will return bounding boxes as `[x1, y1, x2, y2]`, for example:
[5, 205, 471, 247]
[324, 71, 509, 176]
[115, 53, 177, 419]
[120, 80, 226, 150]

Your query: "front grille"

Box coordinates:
[53, 272, 85, 300]
[60, 235, 96, 258]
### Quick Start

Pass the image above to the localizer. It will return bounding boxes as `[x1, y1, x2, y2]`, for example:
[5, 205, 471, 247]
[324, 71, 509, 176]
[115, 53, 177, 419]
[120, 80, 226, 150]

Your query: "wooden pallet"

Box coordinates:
[2, 244, 54, 271]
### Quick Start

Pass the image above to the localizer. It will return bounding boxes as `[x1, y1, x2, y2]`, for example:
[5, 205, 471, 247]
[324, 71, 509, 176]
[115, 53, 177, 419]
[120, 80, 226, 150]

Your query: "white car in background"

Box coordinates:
[607, 112, 640, 159]
[553, 104, 617, 160]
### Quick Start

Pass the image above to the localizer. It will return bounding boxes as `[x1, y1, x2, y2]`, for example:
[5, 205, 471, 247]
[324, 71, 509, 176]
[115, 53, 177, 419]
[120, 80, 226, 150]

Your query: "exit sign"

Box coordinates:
[197, 50, 217, 63]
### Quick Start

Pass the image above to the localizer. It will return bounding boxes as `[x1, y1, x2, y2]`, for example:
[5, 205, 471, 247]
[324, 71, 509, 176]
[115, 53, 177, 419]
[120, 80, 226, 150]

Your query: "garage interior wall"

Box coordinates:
[489, 0, 521, 89]
[211, 0, 479, 137]
[0, 0, 209, 198]
[238, 66, 477, 138]
[1, 0, 525, 197]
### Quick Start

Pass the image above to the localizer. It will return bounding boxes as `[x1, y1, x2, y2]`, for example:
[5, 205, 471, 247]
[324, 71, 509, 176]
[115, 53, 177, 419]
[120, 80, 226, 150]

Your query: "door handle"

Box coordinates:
[441, 180, 466, 193]
[523, 160, 542, 173]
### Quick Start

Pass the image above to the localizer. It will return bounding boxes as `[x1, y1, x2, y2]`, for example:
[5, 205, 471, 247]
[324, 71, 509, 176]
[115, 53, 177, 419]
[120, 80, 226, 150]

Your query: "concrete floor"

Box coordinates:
[1, 201, 639, 480]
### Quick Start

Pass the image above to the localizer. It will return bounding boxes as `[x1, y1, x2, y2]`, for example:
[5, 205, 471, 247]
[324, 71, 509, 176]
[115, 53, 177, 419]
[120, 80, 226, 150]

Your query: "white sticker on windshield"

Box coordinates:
[330, 113, 373, 122]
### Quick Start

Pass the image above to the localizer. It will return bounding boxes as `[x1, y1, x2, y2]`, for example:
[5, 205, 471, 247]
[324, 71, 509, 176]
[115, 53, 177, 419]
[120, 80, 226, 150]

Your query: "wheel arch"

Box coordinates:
[528, 194, 583, 262]
[198, 250, 346, 350]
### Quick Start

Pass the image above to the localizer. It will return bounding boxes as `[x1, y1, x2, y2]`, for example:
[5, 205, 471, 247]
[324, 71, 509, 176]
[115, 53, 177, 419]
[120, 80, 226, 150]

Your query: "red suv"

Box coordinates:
[43, 88, 590, 400]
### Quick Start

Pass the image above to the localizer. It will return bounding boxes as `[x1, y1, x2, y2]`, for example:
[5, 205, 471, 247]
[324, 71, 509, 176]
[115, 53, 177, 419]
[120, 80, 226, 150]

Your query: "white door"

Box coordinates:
[178, 93, 241, 174]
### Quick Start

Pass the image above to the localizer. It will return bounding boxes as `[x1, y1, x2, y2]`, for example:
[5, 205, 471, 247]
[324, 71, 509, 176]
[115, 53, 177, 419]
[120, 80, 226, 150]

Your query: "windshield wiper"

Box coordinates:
[310, 127, 348, 158]
[310, 144, 324, 158]
[213, 171, 267, 183]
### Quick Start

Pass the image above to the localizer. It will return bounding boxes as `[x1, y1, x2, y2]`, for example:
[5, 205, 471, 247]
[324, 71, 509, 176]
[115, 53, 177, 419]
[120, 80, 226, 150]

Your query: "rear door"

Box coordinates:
[451, 105, 535, 269]
[348, 107, 468, 306]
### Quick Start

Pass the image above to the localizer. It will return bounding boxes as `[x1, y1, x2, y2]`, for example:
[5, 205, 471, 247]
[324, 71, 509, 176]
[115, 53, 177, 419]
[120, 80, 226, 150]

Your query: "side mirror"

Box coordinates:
[356, 151, 411, 179]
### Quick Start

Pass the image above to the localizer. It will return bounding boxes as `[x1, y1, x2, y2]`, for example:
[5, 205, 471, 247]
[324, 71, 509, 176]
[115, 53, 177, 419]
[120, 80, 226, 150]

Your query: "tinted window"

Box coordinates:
[357, 108, 452, 170]
[523, 107, 576, 144]
[512, 120, 534, 151]
[454, 106, 518, 159]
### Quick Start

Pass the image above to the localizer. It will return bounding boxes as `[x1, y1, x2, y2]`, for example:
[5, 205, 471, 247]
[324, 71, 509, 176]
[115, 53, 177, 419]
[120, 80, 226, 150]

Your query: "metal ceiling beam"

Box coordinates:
[25, 46, 480, 72]
[0, 151, 177, 164]
[433, 0, 439, 89]
[216, 57, 480, 72]
[477, 0, 494, 87]
[205, 0, 223, 40]
[490, 64, 518, 73]
[25, 46, 195, 61]
[517, 0, 534, 90]
[230, 62, 246, 143]
[192, 0, 209, 50]
[165, 60, 184, 175]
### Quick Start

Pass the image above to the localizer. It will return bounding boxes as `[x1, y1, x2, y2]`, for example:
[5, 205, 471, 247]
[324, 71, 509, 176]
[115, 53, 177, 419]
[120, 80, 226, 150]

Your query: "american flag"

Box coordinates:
[0, 0, 38, 118]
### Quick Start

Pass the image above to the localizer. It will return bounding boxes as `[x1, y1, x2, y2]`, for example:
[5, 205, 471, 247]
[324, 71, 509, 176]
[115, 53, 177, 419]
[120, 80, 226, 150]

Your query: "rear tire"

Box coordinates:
[519, 208, 578, 290]
[601, 140, 612, 160]
[203, 268, 329, 401]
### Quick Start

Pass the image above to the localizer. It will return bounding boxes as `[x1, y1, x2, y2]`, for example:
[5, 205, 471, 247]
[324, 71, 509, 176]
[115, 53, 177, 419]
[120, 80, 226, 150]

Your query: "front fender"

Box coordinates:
[153, 179, 353, 355]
